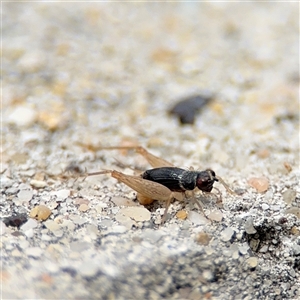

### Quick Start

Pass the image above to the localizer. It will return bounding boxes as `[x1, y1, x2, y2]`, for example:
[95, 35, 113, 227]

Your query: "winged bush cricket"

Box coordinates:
[87, 146, 236, 223]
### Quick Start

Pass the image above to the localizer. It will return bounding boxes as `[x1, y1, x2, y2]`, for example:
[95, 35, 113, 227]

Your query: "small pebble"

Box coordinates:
[70, 241, 91, 252]
[195, 232, 211, 245]
[208, 210, 223, 222]
[176, 210, 187, 220]
[246, 257, 258, 268]
[261, 203, 269, 210]
[141, 229, 163, 243]
[25, 247, 43, 258]
[69, 215, 86, 225]
[221, 227, 235, 242]
[17, 189, 33, 202]
[248, 177, 269, 193]
[79, 204, 89, 212]
[282, 189, 296, 205]
[244, 217, 257, 234]
[78, 260, 99, 278]
[119, 207, 151, 222]
[238, 243, 250, 255]
[44, 220, 61, 231]
[187, 211, 209, 225]
[52, 189, 70, 200]
[106, 225, 127, 235]
[30, 180, 47, 188]
[0, 222, 7, 235]
[115, 213, 135, 229]
[20, 218, 38, 231]
[30, 205, 52, 221]
[7, 105, 37, 127]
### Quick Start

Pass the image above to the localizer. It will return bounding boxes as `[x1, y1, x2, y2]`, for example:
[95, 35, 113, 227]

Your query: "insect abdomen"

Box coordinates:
[141, 167, 187, 192]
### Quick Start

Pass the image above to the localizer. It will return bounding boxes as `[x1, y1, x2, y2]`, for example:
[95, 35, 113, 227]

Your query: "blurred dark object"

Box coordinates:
[3, 213, 28, 227]
[169, 94, 213, 125]
[274, 112, 299, 124]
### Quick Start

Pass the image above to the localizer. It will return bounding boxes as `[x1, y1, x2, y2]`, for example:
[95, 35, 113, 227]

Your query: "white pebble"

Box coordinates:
[78, 260, 99, 278]
[21, 218, 38, 231]
[30, 180, 47, 188]
[17, 189, 33, 202]
[119, 207, 151, 222]
[208, 210, 223, 222]
[244, 217, 257, 234]
[0, 222, 7, 235]
[44, 220, 61, 231]
[25, 247, 43, 258]
[7, 105, 37, 127]
[52, 189, 70, 200]
[246, 257, 258, 268]
[221, 227, 235, 242]
[188, 211, 209, 225]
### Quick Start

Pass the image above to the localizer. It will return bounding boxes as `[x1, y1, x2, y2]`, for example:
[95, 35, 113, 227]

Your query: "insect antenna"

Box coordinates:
[215, 176, 236, 195]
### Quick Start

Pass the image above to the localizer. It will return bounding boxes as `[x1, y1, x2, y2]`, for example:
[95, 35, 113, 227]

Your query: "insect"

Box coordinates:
[87, 146, 235, 223]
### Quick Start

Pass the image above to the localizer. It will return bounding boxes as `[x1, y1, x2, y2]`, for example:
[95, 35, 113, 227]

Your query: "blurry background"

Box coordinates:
[2, 3, 299, 299]
[3, 2, 298, 174]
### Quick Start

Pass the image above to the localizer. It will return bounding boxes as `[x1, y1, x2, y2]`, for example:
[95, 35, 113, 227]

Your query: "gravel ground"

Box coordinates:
[2, 2, 299, 300]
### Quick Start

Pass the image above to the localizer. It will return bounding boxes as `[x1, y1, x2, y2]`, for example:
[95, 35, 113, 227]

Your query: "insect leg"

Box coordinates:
[215, 176, 236, 195]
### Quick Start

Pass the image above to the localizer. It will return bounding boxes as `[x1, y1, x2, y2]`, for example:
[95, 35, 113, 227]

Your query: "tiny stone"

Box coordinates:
[208, 210, 223, 222]
[107, 225, 127, 235]
[195, 231, 211, 245]
[44, 220, 61, 231]
[285, 207, 300, 219]
[70, 241, 91, 252]
[202, 270, 213, 281]
[20, 218, 38, 231]
[282, 189, 296, 205]
[176, 210, 187, 220]
[11, 249, 22, 257]
[24, 228, 34, 238]
[244, 217, 257, 234]
[25, 247, 43, 258]
[7, 105, 37, 127]
[290, 226, 299, 235]
[74, 198, 90, 205]
[248, 177, 269, 193]
[69, 215, 86, 225]
[17, 189, 33, 202]
[5, 187, 19, 195]
[259, 245, 269, 253]
[188, 211, 209, 225]
[141, 229, 163, 243]
[261, 203, 269, 210]
[246, 257, 258, 268]
[79, 203, 89, 212]
[78, 261, 99, 278]
[221, 227, 235, 242]
[0, 222, 7, 235]
[30, 179, 47, 188]
[239, 243, 250, 255]
[119, 207, 151, 222]
[1, 177, 13, 188]
[115, 212, 135, 229]
[52, 189, 70, 200]
[30, 205, 52, 221]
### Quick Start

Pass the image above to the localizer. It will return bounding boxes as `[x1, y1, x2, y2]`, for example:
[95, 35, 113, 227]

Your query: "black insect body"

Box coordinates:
[141, 167, 218, 193]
